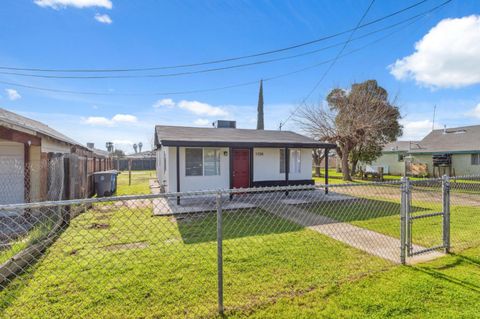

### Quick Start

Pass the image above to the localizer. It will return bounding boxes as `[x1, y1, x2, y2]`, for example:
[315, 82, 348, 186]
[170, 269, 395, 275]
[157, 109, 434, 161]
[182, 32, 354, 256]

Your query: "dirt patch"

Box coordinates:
[94, 214, 111, 221]
[104, 241, 149, 251]
[88, 223, 110, 229]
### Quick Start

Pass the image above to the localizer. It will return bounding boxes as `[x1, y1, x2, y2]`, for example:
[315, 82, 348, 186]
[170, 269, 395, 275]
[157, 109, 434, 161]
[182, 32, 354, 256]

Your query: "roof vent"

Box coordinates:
[87, 142, 95, 149]
[213, 120, 236, 128]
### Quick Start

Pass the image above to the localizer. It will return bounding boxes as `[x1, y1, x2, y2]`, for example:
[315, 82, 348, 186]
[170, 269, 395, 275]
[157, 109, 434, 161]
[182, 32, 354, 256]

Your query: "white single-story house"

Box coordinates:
[368, 125, 480, 177]
[154, 121, 335, 193]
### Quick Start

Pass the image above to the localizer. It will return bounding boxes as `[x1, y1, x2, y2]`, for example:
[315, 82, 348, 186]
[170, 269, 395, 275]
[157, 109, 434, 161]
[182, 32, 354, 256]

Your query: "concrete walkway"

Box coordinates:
[259, 203, 444, 264]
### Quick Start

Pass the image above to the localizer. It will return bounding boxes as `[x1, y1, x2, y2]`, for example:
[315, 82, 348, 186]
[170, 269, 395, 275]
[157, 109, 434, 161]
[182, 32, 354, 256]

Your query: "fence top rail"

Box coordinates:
[1, 175, 476, 211]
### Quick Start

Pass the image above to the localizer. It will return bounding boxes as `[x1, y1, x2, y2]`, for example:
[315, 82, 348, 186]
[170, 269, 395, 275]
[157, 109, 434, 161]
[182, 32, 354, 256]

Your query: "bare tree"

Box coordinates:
[295, 80, 402, 181]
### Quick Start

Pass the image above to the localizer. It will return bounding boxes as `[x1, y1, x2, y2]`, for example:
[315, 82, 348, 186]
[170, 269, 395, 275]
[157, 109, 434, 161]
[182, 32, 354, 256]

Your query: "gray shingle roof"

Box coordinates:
[0, 108, 80, 146]
[409, 125, 480, 153]
[382, 141, 415, 152]
[155, 125, 335, 148]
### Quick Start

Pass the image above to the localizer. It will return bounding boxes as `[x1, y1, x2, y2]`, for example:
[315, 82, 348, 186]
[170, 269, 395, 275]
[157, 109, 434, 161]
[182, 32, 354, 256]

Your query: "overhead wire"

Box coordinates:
[0, 0, 431, 73]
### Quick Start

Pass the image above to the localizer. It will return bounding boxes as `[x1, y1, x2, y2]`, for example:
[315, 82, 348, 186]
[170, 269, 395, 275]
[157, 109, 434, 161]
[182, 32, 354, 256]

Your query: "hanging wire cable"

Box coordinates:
[279, 0, 375, 129]
[0, 15, 425, 97]
[0, 0, 432, 73]
[0, 1, 450, 81]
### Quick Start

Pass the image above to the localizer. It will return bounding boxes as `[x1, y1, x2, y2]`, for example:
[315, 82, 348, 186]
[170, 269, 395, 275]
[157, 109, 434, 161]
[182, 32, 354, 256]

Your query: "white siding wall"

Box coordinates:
[158, 146, 229, 192]
[369, 153, 405, 175]
[157, 146, 314, 192]
[253, 148, 312, 181]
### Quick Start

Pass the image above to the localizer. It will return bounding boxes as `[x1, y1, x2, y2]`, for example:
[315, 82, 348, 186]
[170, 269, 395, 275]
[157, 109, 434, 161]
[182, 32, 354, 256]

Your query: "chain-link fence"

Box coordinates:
[0, 177, 479, 317]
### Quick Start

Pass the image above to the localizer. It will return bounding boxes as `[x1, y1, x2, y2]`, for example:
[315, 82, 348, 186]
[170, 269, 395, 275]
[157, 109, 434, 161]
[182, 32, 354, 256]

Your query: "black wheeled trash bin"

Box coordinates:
[93, 170, 119, 197]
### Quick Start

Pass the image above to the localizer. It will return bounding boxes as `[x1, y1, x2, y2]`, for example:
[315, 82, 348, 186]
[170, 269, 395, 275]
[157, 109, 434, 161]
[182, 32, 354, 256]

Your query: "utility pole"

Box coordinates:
[432, 105, 437, 131]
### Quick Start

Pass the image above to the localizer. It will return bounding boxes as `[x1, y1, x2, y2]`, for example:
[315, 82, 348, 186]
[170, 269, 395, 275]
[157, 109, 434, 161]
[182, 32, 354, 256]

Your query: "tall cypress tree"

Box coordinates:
[257, 79, 264, 130]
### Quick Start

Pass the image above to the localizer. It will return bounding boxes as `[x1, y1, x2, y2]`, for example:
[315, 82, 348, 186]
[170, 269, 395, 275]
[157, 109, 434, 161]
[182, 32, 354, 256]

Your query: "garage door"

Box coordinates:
[0, 141, 24, 205]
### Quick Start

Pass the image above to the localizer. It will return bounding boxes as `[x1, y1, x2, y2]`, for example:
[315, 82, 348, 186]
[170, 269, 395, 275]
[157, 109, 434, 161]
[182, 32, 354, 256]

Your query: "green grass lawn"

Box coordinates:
[2, 170, 480, 318]
[306, 184, 480, 251]
[115, 170, 155, 195]
[0, 205, 392, 318]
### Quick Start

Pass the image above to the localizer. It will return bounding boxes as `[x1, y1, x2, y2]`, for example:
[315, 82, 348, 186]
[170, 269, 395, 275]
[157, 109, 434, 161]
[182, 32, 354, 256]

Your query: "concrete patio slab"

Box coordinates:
[151, 189, 354, 216]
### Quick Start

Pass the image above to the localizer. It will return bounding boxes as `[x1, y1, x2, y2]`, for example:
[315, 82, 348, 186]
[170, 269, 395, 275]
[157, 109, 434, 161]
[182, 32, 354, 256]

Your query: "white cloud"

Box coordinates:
[111, 114, 137, 123]
[193, 118, 211, 126]
[84, 116, 113, 126]
[34, 0, 112, 9]
[84, 113, 137, 126]
[469, 103, 480, 119]
[178, 100, 229, 117]
[94, 13, 112, 24]
[390, 15, 480, 88]
[5, 89, 21, 101]
[400, 119, 436, 141]
[153, 98, 175, 108]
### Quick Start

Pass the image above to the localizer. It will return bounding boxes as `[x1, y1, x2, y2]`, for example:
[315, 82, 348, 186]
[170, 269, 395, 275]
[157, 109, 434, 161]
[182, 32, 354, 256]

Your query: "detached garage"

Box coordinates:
[0, 108, 82, 205]
[0, 140, 24, 205]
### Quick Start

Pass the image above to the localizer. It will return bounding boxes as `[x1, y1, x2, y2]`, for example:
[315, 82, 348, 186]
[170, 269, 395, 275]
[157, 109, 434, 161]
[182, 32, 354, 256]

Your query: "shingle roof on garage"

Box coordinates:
[0, 107, 80, 146]
[409, 125, 480, 154]
[154, 125, 336, 148]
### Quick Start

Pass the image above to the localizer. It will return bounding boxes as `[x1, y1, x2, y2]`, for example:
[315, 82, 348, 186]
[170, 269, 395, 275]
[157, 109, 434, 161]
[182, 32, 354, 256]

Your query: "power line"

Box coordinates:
[280, 0, 377, 129]
[0, 2, 449, 81]
[0, 19, 424, 97]
[0, 0, 431, 74]
[0, 11, 439, 98]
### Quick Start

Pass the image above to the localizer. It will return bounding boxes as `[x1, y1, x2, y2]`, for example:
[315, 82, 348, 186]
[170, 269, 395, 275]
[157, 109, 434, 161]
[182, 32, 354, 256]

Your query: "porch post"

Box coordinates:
[176, 146, 180, 205]
[285, 147, 289, 196]
[324, 148, 329, 195]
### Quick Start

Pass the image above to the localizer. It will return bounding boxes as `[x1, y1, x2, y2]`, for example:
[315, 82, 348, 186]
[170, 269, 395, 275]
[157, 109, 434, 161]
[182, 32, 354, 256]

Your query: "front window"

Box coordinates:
[279, 149, 301, 174]
[471, 154, 480, 165]
[185, 148, 203, 176]
[185, 148, 221, 176]
[204, 149, 221, 176]
[280, 149, 286, 173]
[291, 150, 301, 173]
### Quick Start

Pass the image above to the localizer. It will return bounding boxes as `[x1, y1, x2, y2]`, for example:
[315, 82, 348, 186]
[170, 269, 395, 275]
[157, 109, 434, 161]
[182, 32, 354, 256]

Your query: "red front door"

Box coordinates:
[232, 149, 250, 189]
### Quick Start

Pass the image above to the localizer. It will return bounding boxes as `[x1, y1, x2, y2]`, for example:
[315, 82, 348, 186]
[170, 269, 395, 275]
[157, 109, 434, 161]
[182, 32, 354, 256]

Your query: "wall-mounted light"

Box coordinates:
[223, 151, 228, 156]
[27, 140, 31, 146]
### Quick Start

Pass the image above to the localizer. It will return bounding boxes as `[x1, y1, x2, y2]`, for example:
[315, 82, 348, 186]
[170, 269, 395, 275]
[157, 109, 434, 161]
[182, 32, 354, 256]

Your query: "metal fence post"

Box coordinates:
[400, 177, 407, 265]
[216, 191, 224, 315]
[442, 175, 451, 253]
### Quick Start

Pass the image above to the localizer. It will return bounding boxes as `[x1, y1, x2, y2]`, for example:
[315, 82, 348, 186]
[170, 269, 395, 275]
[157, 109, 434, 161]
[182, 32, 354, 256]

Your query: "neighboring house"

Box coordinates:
[369, 141, 418, 175]
[154, 122, 335, 193]
[369, 125, 480, 176]
[0, 108, 112, 204]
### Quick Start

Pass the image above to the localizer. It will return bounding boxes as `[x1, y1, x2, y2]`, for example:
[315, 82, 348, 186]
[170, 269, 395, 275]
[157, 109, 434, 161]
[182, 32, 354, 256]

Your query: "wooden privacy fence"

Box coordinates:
[113, 158, 156, 171]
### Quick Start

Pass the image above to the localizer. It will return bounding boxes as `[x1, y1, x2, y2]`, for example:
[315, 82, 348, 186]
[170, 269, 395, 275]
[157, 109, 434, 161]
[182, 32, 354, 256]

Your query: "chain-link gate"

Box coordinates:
[401, 176, 450, 263]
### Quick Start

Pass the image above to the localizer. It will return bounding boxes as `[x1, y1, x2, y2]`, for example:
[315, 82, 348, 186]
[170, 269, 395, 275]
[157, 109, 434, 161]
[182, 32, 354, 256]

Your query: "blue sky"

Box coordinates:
[1, 0, 479, 153]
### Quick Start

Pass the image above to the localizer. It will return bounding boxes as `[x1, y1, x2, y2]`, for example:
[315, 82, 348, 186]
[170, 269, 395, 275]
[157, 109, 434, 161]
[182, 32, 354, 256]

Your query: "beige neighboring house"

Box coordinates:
[368, 141, 418, 176]
[368, 125, 480, 177]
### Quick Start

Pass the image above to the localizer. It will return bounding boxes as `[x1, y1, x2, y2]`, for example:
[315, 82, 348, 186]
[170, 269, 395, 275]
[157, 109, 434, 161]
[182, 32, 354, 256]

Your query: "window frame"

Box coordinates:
[290, 149, 301, 174]
[280, 149, 286, 174]
[471, 154, 480, 166]
[185, 147, 221, 177]
[279, 148, 301, 174]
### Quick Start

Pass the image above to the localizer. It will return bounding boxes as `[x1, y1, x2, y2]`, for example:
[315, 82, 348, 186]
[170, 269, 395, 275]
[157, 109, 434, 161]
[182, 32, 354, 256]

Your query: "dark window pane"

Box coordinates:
[280, 149, 285, 174]
[185, 148, 203, 176]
